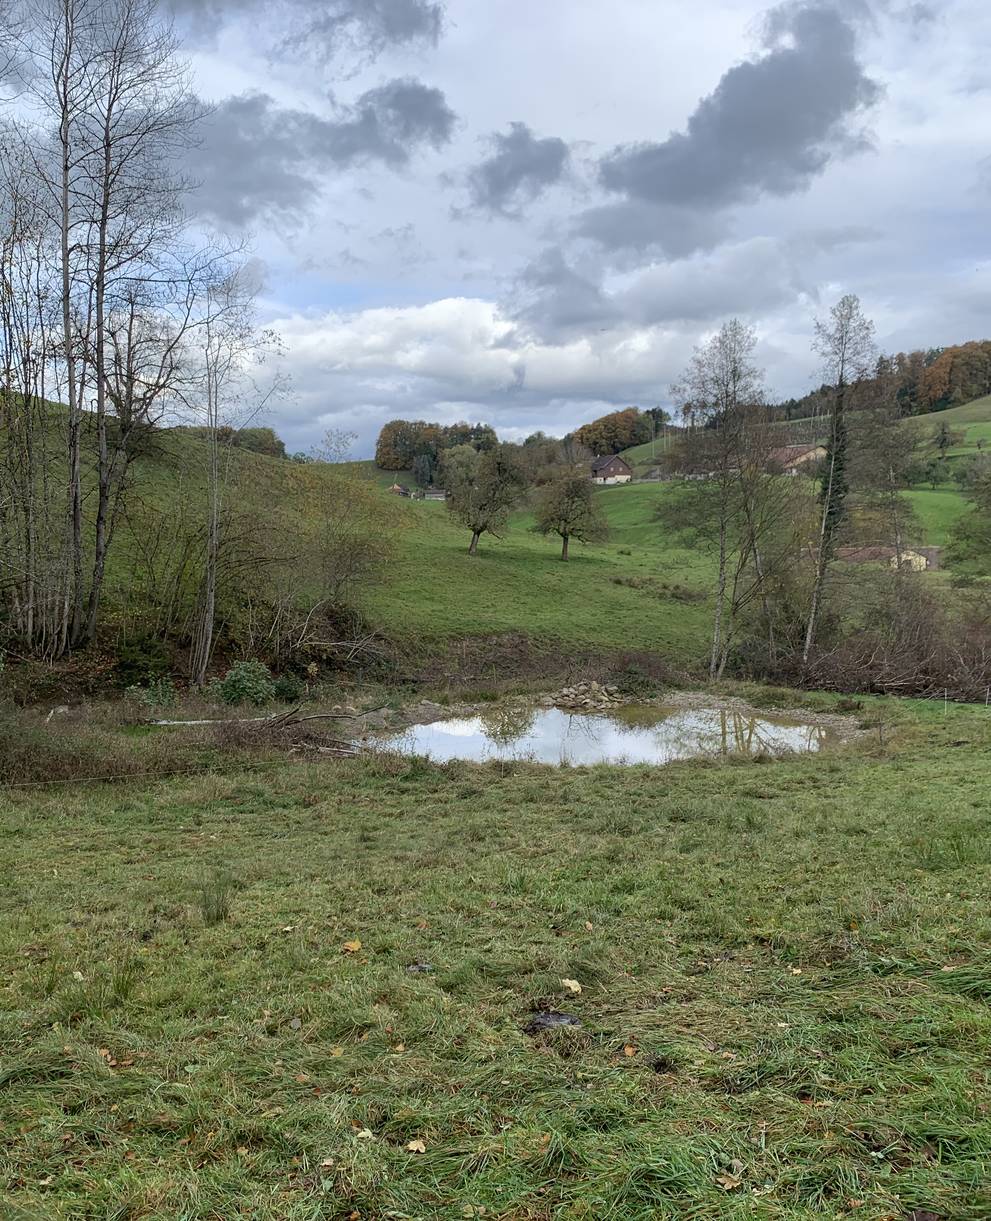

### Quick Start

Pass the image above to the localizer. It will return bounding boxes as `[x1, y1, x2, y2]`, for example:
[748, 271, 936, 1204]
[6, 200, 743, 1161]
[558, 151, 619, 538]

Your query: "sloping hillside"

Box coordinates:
[86, 435, 712, 666]
[359, 482, 712, 663]
[905, 394, 991, 456]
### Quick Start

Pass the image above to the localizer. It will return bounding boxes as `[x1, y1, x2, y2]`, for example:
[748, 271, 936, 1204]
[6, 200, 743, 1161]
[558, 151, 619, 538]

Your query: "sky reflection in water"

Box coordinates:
[381, 706, 829, 766]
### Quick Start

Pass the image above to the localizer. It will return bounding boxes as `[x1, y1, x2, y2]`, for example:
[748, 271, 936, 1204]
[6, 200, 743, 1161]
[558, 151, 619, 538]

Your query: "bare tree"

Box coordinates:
[672, 320, 781, 677]
[72, 0, 202, 643]
[802, 294, 876, 665]
[184, 268, 283, 687]
[1, 0, 218, 653]
[310, 426, 358, 464]
[0, 132, 66, 656]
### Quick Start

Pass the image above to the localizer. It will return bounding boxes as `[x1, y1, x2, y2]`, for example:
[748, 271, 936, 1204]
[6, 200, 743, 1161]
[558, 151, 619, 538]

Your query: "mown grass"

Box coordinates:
[2, 697, 989, 1218]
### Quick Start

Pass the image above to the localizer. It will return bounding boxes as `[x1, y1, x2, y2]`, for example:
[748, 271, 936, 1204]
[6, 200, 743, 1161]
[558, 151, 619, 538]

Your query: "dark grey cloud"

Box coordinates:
[511, 247, 617, 339]
[167, 0, 443, 63]
[466, 122, 570, 216]
[574, 199, 730, 258]
[187, 79, 456, 226]
[583, 1, 879, 254]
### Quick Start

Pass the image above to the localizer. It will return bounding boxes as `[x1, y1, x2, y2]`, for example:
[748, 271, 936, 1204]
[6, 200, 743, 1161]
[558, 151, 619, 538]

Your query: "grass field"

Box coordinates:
[2, 694, 990, 1218]
[905, 396, 991, 452]
[360, 483, 712, 662]
[903, 490, 971, 548]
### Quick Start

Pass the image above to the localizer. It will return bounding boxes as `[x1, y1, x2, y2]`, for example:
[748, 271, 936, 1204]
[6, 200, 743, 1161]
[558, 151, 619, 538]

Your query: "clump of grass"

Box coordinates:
[194, 869, 239, 926]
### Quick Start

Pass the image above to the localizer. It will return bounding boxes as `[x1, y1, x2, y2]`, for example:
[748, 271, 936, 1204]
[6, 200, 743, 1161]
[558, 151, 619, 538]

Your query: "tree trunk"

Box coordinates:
[468, 529, 481, 556]
[83, 123, 113, 646]
[191, 366, 221, 686]
[59, 22, 84, 653]
[802, 383, 846, 667]
[561, 532, 569, 561]
[710, 516, 728, 679]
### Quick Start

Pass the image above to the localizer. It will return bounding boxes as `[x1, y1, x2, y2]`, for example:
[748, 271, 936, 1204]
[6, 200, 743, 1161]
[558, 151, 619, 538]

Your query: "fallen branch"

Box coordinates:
[151, 704, 386, 728]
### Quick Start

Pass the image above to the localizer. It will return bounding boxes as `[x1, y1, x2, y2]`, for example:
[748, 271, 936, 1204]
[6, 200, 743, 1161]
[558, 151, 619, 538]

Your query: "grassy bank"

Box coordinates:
[2, 696, 989, 1218]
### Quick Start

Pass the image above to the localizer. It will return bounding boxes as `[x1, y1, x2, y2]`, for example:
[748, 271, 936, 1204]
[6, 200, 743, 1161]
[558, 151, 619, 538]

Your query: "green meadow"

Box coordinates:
[2, 695, 990, 1219]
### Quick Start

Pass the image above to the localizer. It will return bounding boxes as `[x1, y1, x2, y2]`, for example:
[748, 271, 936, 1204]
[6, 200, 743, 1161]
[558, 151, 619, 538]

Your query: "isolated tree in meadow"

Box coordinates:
[534, 470, 608, 560]
[443, 443, 526, 555]
[802, 294, 876, 666]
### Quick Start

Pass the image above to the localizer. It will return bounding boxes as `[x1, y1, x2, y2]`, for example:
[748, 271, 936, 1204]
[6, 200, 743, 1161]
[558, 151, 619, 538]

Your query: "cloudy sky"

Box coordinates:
[168, 0, 990, 456]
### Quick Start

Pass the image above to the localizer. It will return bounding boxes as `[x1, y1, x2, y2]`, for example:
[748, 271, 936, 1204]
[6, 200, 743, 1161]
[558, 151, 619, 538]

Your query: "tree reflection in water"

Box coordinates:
[380, 706, 832, 766]
[478, 704, 537, 746]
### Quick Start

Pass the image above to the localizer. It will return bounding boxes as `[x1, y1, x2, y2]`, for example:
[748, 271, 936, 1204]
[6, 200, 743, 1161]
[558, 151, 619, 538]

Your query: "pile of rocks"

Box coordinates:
[542, 681, 624, 711]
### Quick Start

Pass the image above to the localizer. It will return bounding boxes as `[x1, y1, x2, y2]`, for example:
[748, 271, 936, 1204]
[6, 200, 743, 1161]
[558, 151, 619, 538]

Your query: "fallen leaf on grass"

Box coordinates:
[330, 1046, 344, 1058]
[716, 1159, 746, 1191]
[561, 978, 582, 994]
[342, 939, 362, 954]
[623, 1044, 637, 1057]
[320, 1157, 335, 1168]
[355, 1129, 374, 1140]
[406, 1139, 426, 1153]
[584, 921, 594, 931]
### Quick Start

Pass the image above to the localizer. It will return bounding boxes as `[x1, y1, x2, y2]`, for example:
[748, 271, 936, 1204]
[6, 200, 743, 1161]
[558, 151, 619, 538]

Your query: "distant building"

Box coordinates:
[768, 444, 826, 475]
[590, 454, 633, 484]
[423, 487, 447, 501]
[387, 483, 411, 497]
[836, 545, 942, 572]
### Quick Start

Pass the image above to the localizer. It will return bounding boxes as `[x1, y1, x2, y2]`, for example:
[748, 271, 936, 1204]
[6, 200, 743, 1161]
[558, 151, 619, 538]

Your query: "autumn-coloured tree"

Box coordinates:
[920, 341, 991, 411]
[573, 407, 652, 455]
[374, 418, 497, 471]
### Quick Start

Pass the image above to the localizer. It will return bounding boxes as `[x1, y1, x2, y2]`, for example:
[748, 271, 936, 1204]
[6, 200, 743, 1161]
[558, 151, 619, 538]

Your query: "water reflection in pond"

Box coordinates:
[378, 705, 830, 766]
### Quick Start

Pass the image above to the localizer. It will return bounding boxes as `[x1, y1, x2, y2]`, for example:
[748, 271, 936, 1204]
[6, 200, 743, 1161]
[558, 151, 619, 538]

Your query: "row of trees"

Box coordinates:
[667, 298, 900, 677]
[666, 297, 991, 696]
[0, 0, 293, 682]
[770, 338, 991, 427]
[439, 443, 608, 560]
[373, 406, 670, 487]
[374, 418, 498, 483]
[572, 406, 668, 456]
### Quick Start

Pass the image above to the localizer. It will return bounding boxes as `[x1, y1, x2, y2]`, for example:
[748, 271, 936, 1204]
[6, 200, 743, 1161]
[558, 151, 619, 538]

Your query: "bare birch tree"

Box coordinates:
[672, 320, 782, 678]
[183, 268, 283, 687]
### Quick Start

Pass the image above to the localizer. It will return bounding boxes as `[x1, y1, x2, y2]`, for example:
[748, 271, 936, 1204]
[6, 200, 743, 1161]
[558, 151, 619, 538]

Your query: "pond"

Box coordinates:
[376, 704, 833, 766]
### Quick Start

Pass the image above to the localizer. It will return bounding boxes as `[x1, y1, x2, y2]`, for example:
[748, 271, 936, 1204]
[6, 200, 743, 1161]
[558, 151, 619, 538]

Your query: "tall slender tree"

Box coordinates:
[802, 294, 876, 665]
